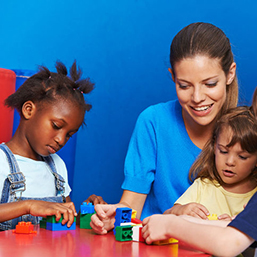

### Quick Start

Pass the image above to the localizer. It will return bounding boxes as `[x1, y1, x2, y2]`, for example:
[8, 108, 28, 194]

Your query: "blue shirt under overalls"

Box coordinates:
[0, 144, 66, 230]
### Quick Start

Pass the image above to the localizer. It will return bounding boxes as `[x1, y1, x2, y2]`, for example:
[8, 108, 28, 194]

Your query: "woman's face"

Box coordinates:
[171, 55, 236, 128]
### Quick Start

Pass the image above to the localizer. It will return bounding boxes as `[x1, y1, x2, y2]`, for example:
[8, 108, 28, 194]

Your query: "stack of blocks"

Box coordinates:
[80, 202, 95, 229]
[40, 215, 76, 231]
[114, 207, 178, 245]
[114, 207, 144, 242]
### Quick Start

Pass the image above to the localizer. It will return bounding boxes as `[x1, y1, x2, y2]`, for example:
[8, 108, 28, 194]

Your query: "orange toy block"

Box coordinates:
[13, 222, 37, 234]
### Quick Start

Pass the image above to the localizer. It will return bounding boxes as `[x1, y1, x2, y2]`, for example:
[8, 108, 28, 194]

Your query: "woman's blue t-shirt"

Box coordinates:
[122, 99, 201, 219]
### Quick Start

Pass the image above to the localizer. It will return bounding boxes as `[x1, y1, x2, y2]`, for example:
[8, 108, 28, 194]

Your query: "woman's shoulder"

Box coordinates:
[138, 99, 180, 120]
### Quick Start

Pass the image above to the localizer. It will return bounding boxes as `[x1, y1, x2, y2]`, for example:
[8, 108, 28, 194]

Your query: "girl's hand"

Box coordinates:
[164, 203, 209, 219]
[142, 214, 173, 244]
[84, 194, 107, 205]
[26, 200, 77, 227]
[90, 204, 116, 234]
[218, 213, 232, 221]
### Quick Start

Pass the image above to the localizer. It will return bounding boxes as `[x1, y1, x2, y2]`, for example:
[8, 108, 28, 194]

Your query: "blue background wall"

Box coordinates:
[0, 0, 257, 210]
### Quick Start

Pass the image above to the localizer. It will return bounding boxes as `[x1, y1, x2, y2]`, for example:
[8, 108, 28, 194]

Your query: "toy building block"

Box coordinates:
[44, 214, 76, 231]
[80, 212, 95, 229]
[207, 214, 218, 220]
[115, 225, 133, 241]
[153, 238, 178, 245]
[131, 217, 142, 224]
[40, 217, 47, 229]
[132, 209, 137, 219]
[132, 225, 144, 242]
[45, 215, 77, 224]
[114, 207, 132, 227]
[13, 221, 37, 234]
[46, 222, 76, 231]
[80, 202, 95, 214]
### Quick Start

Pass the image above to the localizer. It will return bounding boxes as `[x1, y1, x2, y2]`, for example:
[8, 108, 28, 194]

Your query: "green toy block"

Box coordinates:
[40, 217, 47, 229]
[46, 215, 76, 224]
[80, 212, 95, 229]
[115, 225, 133, 241]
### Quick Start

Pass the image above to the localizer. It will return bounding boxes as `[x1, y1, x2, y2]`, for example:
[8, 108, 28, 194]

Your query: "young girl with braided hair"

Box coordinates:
[0, 60, 94, 230]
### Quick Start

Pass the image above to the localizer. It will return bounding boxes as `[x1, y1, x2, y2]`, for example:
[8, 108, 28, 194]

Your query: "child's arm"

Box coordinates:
[83, 194, 107, 205]
[142, 214, 254, 257]
[0, 200, 77, 227]
[165, 203, 210, 219]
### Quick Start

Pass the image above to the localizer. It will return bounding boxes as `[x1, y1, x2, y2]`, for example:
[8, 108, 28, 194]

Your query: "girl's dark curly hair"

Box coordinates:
[5, 60, 94, 117]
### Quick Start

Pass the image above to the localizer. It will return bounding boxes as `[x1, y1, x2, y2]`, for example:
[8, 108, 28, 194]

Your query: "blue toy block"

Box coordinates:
[114, 207, 132, 235]
[114, 207, 132, 227]
[46, 222, 76, 231]
[80, 202, 95, 214]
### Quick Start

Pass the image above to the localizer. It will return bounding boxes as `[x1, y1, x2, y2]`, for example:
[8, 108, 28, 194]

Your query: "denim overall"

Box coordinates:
[0, 144, 66, 230]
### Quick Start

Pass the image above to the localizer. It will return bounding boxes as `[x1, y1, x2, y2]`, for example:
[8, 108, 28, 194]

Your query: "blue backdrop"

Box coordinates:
[0, 0, 257, 210]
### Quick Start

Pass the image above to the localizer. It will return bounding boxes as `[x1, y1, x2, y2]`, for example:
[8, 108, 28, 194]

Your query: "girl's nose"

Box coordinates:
[55, 133, 66, 147]
[226, 155, 236, 166]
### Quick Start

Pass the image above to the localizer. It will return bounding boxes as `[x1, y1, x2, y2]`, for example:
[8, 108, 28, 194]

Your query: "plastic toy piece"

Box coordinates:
[45, 215, 76, 224]
[13, 221, 37, 234]
[132, 209, 137, 219]
[131, 217, 142, 224]
[114, 207, 132, 227]
[40, 218, 47, 229]
[132, 225, 144, 242]
[115, 225, 133, 241]
[80, 212, 95, 229]
[46, 222, 76, 231]
[80, 202, 95, 214]
[153, 238, 178, 245]
[207, 214, 218, 220]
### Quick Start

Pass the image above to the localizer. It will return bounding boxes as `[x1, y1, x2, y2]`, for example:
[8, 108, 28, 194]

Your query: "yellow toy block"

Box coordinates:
[207, 214, 218, 220]
[132, 209, 137, 219]
[153, 237, 178, 245]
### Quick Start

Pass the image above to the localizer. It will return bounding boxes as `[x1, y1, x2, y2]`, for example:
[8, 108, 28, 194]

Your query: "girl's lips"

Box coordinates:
[47, 145, 57, 154]
[223, 170, 235, 177]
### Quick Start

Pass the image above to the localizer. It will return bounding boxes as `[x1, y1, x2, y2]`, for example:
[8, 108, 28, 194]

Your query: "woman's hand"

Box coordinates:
[90, 204, 116, 234]
[164, 203, 209, 219]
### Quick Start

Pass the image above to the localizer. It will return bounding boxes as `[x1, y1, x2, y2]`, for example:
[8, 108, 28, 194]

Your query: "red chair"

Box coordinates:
[0, 68, 16, 143]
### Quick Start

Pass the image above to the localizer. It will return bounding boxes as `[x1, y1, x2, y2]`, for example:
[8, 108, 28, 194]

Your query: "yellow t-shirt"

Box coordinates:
[175, 178, 257, 217]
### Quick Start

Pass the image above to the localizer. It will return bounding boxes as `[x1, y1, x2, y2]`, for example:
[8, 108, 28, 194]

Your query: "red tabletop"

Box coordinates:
[0, 225, 211, 257]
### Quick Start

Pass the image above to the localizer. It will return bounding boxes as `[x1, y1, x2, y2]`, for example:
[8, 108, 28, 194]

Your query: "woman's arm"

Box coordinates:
[90, 190, 147, 234]
[142, 214, 254, 257]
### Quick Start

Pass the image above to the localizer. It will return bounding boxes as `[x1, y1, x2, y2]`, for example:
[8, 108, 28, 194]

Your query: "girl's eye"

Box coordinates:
[52, 123, 60, 129]
[206, 82, 217, 87]
[219, 149, 227, 154]
[239, 155, 247, 160]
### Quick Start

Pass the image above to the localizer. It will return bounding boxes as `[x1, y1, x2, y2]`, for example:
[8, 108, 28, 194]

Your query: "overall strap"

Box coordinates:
[0, 144, 26, 203]
[43, 155, 65, 197]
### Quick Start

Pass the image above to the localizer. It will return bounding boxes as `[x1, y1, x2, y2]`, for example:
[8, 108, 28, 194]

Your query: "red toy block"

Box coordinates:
[131, 218, 142, 224]
[13, 222, 37, 234]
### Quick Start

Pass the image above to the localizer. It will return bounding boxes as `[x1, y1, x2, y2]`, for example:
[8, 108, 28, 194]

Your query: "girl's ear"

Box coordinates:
[168, 68, 175, 82]
[226, 62, 236, 85]
[22, 101, 36, 120]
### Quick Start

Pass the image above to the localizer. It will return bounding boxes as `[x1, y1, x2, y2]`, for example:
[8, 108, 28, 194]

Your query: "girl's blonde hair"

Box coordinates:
[189, 106, 257, 184]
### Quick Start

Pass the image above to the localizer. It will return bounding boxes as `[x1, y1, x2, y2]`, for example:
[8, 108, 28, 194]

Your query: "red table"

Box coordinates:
[0, 226, 211, 257]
